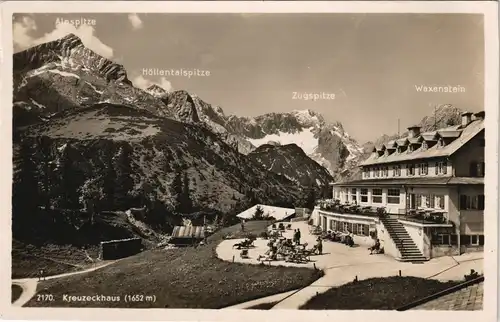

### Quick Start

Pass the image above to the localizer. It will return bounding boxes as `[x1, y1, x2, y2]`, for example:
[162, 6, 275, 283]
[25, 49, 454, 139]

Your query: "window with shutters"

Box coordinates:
[432, 234, 450, 245]
[351, 188, 357, 203]
[428, 194, 435, 208]
[372, 189, 383, 204]
[478, 194, 485, 210]
[360, 189, 368, 203]
[469, 162, 478, 176]
[477, 162, 485, 177]
[415, 194, 422, 208]
[387, 189, 400, 204]
[460, 195, 484, 210]
[407, 164, 415, 176]
[435, 195, 445, 209]
[419, 163, 428, 175]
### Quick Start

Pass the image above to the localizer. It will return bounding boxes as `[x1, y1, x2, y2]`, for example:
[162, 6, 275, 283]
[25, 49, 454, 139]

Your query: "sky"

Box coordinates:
[13, 13, 484, 142]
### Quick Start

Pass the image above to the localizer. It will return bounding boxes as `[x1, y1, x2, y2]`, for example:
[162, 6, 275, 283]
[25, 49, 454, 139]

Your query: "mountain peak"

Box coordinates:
[146, 84, 168, 98]
[14, 34, 132, 86]
[60, 33, 84, 45]
[291, 109, 325, 126]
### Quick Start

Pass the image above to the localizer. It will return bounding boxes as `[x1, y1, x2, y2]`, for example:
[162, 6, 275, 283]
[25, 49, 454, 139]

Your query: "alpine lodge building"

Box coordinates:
[312, 111, 485, 261]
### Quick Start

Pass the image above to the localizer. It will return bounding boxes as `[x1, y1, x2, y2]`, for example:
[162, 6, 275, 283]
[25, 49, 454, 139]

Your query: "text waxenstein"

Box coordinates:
[414, 85, 466, 93]
[142, 68, 210, 78]
[63, 294, 120, 302]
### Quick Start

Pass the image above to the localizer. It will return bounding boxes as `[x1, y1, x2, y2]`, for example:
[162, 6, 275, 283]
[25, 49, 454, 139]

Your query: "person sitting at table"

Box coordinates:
[345, 234, 354, 247]
[369, 238, 381, 254]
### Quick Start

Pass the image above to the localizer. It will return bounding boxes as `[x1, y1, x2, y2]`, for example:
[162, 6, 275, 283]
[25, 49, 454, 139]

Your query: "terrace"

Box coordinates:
[316, 199, 451, 226]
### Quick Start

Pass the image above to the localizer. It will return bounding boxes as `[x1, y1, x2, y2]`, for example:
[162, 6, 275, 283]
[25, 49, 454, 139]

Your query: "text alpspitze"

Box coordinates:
[55, 18, 96, 27]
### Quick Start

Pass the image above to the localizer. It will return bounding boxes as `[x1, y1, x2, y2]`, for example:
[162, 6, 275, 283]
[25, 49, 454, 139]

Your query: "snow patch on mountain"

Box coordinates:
[247, 127, 318, 155]
[30, 98, 47, 110]
[48, 69, 81, 79]
[86, 81, 103, 94]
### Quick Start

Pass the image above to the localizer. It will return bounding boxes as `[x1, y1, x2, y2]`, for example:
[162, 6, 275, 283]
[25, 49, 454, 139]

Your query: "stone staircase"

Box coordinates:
[380, 216, 428, 262]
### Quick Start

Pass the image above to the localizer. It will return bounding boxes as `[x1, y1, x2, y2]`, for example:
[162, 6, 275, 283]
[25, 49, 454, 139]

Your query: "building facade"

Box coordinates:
[314, 111, 485, 261]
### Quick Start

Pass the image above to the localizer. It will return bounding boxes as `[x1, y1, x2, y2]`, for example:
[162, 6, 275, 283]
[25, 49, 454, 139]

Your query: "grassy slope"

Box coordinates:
[300, 276, 460, 310]
[26, 221, 323, 308]
[12, 240, 100, 279]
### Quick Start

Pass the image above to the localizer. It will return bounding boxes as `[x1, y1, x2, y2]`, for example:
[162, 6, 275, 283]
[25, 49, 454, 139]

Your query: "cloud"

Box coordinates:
[13, 16, 38, 49]
[132, 75, 173, 92]
[13, 16, 114, 58]
[128, 14, 143, 30]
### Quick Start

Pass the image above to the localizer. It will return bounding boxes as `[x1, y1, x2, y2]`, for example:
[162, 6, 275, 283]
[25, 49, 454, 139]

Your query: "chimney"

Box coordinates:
[461, 111, 473, 127]
[474, 111, 485, 120]
[407, 126, 421, 139]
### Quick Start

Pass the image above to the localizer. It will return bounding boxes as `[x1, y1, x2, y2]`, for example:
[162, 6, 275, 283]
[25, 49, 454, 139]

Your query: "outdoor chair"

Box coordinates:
[240, 249, 249, 258]
[233, 238, 255, 249]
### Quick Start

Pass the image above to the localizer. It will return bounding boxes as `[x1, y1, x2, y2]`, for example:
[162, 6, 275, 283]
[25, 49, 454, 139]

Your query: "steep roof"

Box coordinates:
[360, 118, 484, 166]
[171, 226, 206, 239]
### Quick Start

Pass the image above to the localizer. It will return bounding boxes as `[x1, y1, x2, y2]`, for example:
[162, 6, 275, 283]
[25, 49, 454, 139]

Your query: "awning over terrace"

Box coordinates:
[236, 204, 295, 221]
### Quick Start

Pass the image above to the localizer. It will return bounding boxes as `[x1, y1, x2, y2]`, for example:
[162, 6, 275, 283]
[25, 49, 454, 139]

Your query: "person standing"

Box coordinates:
[297, 228, 301, 245]
[316, 237, 323, 255]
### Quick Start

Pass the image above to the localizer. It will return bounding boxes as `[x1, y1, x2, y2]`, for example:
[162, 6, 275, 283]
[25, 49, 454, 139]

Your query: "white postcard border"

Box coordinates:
[0, 1, 497, 322]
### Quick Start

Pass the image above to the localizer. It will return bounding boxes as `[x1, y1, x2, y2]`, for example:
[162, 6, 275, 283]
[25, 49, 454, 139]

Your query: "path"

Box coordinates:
[11, 261, 116, 307]
[217, 221, 483, 309]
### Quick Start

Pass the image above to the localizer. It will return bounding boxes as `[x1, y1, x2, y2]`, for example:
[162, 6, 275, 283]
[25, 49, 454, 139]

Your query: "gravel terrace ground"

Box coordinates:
[217, 221, 484, 309]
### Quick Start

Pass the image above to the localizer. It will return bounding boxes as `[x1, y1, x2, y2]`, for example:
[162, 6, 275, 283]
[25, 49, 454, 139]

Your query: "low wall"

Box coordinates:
[431, 245, 460, 258]
[99, 237, 143, 260]
[376, 221, 401, 259]
[460, 245, 484, 254]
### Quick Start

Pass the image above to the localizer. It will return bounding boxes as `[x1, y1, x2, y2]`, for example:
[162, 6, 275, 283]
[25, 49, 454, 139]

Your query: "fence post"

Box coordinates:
[399, 270, 402, 276]
[232, 255, 235, 263]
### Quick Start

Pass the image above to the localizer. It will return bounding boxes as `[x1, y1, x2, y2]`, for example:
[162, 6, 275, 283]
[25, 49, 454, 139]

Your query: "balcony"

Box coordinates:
[316, 199, 386, 218]
[316, 200, 452, 225]
[396, 209, 451, 225]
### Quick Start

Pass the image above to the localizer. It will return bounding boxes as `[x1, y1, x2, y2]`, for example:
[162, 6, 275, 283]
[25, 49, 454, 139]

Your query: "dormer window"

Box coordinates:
[421, 141, 428, 150]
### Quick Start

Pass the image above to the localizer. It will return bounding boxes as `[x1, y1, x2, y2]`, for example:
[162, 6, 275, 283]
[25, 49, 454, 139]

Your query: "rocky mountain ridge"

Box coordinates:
[248, 143, 334, 189]
[13, 34, 363, 181]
